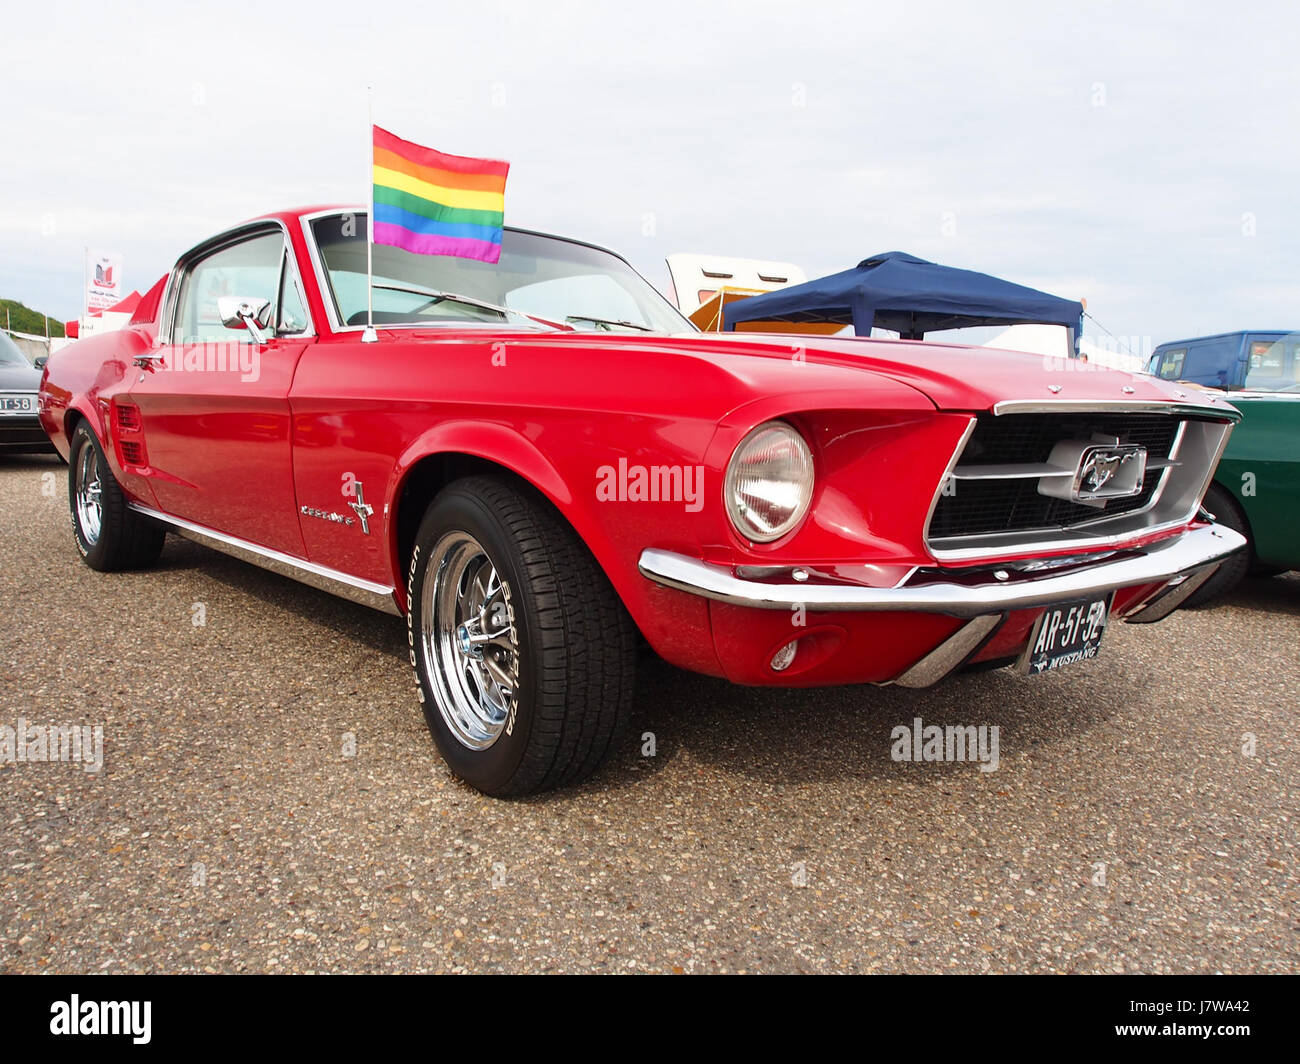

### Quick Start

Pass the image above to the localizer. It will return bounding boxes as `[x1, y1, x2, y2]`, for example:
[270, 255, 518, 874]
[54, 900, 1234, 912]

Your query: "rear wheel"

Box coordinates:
[407, 476, 637, 796]
[68, 422, 165, 571]
[1184, 483, 1251, 607]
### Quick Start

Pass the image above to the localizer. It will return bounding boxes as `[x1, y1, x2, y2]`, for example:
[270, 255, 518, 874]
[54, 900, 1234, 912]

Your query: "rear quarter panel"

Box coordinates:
[39, 327, 160, 508]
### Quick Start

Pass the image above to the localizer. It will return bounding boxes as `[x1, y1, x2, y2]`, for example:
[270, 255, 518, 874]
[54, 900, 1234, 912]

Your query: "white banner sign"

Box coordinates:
[85, 250, 124, 314]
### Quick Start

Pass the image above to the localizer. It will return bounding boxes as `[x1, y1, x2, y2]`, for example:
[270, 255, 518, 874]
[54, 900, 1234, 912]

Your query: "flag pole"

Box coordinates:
[362, 86, 377, 344]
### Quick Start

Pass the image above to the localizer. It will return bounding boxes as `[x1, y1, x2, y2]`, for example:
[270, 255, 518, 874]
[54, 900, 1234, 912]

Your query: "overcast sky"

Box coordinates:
[3, 0, 1297, 353]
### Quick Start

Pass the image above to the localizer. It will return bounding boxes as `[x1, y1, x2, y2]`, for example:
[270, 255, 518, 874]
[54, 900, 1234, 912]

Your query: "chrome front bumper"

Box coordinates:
[637, 523, 1246, 619]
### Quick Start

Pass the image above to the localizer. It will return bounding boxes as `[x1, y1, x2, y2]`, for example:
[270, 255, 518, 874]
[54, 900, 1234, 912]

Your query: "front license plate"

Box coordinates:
[1022, 595, 1111, 674]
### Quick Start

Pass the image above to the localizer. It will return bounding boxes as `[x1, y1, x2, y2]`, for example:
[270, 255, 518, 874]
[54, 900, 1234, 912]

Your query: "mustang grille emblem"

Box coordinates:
[1081, 451, 1133, 492]
[1073, 444, 1147, 502]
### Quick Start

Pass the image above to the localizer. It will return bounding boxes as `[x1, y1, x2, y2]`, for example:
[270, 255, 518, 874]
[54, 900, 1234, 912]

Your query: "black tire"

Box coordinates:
[68, 422, 165, 571]
[1184, 483, 1251, 608]
[407, 476, 637, 796]
[1249, 561, 1286, 578]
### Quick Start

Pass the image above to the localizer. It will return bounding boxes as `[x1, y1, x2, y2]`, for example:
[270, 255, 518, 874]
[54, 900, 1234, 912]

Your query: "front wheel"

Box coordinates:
[1184, 483, 1251, 607]
[407, 476, 637, 796]
[68, 422, 165, 571]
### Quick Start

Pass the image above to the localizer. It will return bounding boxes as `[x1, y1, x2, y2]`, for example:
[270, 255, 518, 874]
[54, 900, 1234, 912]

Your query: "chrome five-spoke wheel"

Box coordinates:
[421, 531, 520, 751]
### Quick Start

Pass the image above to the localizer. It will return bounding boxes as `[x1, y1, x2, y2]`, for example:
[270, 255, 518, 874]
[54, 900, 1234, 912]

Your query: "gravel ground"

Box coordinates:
[1, 453, 1296, 974]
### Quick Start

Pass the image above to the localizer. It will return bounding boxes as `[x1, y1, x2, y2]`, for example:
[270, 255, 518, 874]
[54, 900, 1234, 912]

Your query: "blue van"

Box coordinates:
[1147, 330, 1298, 390]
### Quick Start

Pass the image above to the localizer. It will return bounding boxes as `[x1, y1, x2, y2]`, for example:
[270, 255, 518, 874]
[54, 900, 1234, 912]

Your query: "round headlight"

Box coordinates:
[724, 421, 814, 542]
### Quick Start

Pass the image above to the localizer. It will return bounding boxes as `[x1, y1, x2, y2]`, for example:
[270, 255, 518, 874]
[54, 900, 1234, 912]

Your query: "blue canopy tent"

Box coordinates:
[722, 251, 1084, 351]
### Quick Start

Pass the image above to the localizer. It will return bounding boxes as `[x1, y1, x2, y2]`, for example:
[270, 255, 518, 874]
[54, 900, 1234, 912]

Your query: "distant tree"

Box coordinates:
[0, 299, 67, 339]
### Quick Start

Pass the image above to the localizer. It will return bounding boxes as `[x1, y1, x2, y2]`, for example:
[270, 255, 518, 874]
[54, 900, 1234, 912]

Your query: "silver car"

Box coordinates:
[0, 331, 53, 454]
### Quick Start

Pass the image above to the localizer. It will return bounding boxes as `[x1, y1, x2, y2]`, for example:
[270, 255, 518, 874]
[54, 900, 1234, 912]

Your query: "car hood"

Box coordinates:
[681, 331, 1227, 411]
[0, 362, 41, 391]
[572, 330, 1235, 415]
[367, 325, 1237, 419]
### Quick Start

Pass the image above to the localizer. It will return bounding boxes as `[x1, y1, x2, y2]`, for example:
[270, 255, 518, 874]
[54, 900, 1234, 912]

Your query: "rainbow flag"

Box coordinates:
[371, 125, 509, 263]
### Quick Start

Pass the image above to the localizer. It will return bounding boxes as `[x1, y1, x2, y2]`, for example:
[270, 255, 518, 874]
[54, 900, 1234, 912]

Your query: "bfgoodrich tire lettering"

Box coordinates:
[407, 476, 636, 796]
[68, 422, 165, 572]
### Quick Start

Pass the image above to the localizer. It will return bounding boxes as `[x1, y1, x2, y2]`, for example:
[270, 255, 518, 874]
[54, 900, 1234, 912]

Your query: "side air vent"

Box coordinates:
[112, 402, 146, 467]
[114, 403, 141, 431]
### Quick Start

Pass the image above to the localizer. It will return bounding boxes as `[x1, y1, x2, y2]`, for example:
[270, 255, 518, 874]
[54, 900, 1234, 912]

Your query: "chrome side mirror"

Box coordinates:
[217, 297, 273, 344]
[33, 355, 48, 370]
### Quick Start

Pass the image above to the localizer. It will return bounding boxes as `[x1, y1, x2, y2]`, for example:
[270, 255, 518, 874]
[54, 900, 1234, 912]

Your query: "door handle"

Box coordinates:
[132, 352, 165, 369]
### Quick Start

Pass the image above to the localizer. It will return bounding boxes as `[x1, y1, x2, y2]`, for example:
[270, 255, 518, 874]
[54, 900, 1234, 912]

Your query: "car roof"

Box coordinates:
[1154, 330, 1294, 349]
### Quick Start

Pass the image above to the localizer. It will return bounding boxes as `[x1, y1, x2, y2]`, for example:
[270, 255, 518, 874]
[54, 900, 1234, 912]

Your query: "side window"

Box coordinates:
[1243, 339, 1293, 390]
[1158, 348, 1185, 378]
[1246, 339, 1284, 379]
[174, 231, 285, 343]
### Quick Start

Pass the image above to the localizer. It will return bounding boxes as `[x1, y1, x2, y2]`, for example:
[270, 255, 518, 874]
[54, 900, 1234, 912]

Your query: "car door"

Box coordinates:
[127, 224, 314, 555]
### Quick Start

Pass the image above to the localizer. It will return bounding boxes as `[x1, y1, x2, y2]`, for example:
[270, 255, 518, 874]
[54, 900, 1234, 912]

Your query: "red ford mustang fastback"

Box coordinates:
[40, 206, 1245, 795]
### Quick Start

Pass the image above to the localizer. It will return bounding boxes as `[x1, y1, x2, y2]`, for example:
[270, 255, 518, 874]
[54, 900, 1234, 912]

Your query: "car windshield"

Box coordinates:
[1243, 338, 1300, 391]
[309, 213, 692, 335]
[0, 331, 30, 366]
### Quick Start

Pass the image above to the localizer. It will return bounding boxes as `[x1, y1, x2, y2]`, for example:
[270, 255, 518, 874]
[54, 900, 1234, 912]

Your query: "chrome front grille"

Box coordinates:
[930, 413, 1181, 538]
[926, 407, 1235, 560]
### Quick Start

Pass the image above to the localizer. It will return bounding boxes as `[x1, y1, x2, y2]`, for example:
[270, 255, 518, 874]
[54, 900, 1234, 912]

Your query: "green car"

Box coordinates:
[1188, 387, 1300, 605]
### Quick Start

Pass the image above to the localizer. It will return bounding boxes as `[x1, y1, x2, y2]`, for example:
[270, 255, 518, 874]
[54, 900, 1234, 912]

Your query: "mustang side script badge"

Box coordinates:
[301, 481, 374, 534]
[300, 505, 354, 526]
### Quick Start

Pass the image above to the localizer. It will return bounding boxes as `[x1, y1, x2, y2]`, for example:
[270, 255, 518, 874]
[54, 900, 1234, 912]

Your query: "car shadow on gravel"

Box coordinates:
[152, 535, 407, 656]
[1200, 572, 1300, 618]
[581, 648, 1145, 796]
[140, 533, 1147, 799]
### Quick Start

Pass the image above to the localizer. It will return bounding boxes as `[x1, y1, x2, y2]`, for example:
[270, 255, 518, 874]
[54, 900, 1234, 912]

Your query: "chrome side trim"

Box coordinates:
[892, 614, 1003, 688]
[637, 523, 1246, 618]
[128, 504, 400, 615]
[991, 398, 1239, 421]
